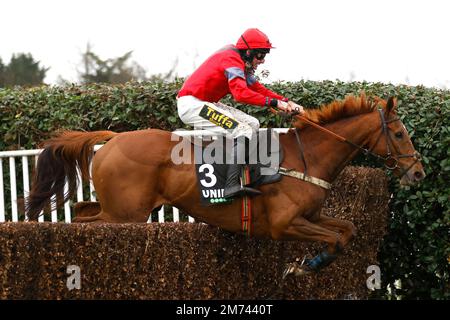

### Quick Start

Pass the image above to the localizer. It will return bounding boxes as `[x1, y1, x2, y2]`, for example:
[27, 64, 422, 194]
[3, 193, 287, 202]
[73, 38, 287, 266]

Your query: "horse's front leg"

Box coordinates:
[313, 214, 357, 248]
[277, 215, 345, 275]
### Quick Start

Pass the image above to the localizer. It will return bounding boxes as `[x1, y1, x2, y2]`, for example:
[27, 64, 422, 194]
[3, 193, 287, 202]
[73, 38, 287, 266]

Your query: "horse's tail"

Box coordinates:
[26, 130, 118, 221]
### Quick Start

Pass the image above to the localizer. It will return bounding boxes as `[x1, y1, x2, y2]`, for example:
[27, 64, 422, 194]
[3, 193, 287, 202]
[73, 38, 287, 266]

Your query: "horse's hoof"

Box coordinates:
[293, 264, 313, 276]
[282, 263, 297, 278]
[282, 262, 312, 278]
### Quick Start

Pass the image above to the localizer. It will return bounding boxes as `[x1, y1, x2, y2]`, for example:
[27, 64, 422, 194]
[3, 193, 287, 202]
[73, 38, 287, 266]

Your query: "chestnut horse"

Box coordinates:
[26, 94, 425, 274]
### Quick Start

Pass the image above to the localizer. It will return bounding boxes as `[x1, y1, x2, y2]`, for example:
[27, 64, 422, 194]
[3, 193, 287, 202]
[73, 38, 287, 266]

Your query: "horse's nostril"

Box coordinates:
[414, 171, 423, 180]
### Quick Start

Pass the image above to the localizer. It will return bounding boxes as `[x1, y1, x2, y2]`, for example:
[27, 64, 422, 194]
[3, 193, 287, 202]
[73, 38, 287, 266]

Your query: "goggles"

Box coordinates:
[255, 52, 266, 60]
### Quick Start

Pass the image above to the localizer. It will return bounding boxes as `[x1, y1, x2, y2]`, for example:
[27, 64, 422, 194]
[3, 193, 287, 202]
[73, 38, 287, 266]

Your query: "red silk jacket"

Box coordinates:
[178, 45, 287, 107]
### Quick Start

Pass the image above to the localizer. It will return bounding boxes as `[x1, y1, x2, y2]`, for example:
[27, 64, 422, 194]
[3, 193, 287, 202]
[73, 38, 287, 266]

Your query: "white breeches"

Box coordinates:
[177, 95, 260, 140]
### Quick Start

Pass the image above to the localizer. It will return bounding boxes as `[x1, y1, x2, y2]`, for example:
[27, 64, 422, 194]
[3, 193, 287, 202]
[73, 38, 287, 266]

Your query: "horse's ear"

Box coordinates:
[386, 97, 396, 115]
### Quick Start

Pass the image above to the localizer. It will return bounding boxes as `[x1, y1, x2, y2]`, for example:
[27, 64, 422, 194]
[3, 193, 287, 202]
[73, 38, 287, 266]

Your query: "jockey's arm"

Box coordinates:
[228, 76, 305, 114]
[250, 81, 305, 114]
[228, 77, 271, 107]
[248, 81, 287, 102]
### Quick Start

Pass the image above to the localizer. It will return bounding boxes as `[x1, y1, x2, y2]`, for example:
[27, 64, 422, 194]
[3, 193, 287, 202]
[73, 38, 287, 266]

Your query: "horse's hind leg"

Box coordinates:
[94, 168, 164, 222]
[72, 201, 123, 223]
[72, 201, 111, 223]
[73, 201, 101, 218]
[95, 182, 159, 223]
[90, 140, 165, 223]
[313, 214, 357, 248]
[72, 207, 139, 223]
[72, 212, 107, 223]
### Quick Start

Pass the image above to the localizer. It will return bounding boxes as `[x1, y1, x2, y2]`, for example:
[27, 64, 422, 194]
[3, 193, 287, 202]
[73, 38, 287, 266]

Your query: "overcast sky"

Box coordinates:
[1, 0, 449, 88]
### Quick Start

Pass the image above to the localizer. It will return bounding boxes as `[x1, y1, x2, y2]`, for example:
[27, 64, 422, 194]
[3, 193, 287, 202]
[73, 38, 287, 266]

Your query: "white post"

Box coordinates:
[35, 155, 44, 222]
[22, 156, 30, 221]
[172, 207, 179, 222]
[9, 157, 18, 222]
[89, 181, 96, 201]
[38, 210, 45, 222]
[158, 206, 165, 223]
[51, 194, 58, 222]
[89, 163, 96, 201]
[64, 181, 71, 223]
[0, 159, 5, 222]
[76, 168, 84, 202]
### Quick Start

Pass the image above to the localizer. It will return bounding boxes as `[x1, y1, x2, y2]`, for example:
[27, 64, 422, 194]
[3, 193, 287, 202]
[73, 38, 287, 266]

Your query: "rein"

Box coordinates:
[270, 106, 421, 184]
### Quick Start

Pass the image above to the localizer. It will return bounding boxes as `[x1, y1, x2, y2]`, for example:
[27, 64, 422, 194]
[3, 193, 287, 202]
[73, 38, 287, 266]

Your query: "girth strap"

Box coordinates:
[279, 167, 332, 190]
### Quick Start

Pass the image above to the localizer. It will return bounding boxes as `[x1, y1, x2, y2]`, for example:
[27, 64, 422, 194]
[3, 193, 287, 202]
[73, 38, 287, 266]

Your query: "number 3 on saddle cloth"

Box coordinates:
[194, 129, 284, 206]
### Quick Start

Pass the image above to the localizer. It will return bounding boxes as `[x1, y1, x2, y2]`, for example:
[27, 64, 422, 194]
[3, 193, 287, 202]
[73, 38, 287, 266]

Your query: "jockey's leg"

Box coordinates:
[177, 96, 268, 199]
[223, 137, 261, 199]
[213, 105, 281, 194]
[220, 112, 267, 199]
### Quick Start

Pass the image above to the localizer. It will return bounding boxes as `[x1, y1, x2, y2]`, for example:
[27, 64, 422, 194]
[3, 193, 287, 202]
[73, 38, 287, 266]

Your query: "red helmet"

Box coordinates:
[236, 28, 274, 50]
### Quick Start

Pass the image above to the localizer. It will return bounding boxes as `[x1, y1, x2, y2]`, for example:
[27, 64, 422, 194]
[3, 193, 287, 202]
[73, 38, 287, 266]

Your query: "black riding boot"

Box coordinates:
[224, 138, 261, 199]
[223, 163, 262, 199]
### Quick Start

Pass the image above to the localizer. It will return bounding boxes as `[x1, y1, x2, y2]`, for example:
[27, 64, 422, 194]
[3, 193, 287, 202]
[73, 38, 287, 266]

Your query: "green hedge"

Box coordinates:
[0, 79, 448, 299]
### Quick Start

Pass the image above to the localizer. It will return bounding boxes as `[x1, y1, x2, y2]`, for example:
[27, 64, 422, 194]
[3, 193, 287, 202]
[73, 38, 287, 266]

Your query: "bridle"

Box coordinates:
[367, 109, 422, 177]
[272, 107, 422, 179]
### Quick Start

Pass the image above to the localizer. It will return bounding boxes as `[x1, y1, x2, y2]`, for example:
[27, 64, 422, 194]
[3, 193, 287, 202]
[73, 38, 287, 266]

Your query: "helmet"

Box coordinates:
[236, 28, 274, 50]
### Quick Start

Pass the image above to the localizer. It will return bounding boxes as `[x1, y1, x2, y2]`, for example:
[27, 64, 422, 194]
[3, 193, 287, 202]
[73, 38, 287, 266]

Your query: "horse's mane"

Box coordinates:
[294, 92, 386, 129]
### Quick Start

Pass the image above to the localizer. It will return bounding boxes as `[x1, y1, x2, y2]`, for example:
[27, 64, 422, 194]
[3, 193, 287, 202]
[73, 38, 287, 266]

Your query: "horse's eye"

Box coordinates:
[395, 132, 403, 139]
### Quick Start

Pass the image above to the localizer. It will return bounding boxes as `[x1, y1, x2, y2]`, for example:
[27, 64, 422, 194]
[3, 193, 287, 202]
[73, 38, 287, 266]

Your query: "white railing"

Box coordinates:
[0, 145, 194, 223]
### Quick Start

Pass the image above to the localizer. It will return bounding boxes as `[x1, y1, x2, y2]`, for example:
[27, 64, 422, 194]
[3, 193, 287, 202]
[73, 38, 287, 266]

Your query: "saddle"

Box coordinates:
[192, 129, 284, 206]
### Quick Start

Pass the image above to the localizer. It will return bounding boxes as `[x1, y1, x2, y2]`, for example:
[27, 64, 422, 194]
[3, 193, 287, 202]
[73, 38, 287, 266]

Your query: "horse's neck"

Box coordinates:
[295, 112, 379, 183]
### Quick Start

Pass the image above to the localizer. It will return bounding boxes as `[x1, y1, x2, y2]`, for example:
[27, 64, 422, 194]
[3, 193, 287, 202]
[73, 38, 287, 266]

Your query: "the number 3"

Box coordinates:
[199, 164, 217, 188]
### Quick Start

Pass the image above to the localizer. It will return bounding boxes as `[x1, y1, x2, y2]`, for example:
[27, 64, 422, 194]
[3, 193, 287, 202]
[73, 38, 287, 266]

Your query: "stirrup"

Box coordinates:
[247, 172, 282, 187]
[224, 184, 261, 199]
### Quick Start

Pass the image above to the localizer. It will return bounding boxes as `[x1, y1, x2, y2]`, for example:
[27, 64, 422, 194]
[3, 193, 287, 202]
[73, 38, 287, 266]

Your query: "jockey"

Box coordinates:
[177, 28, 304, 199]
